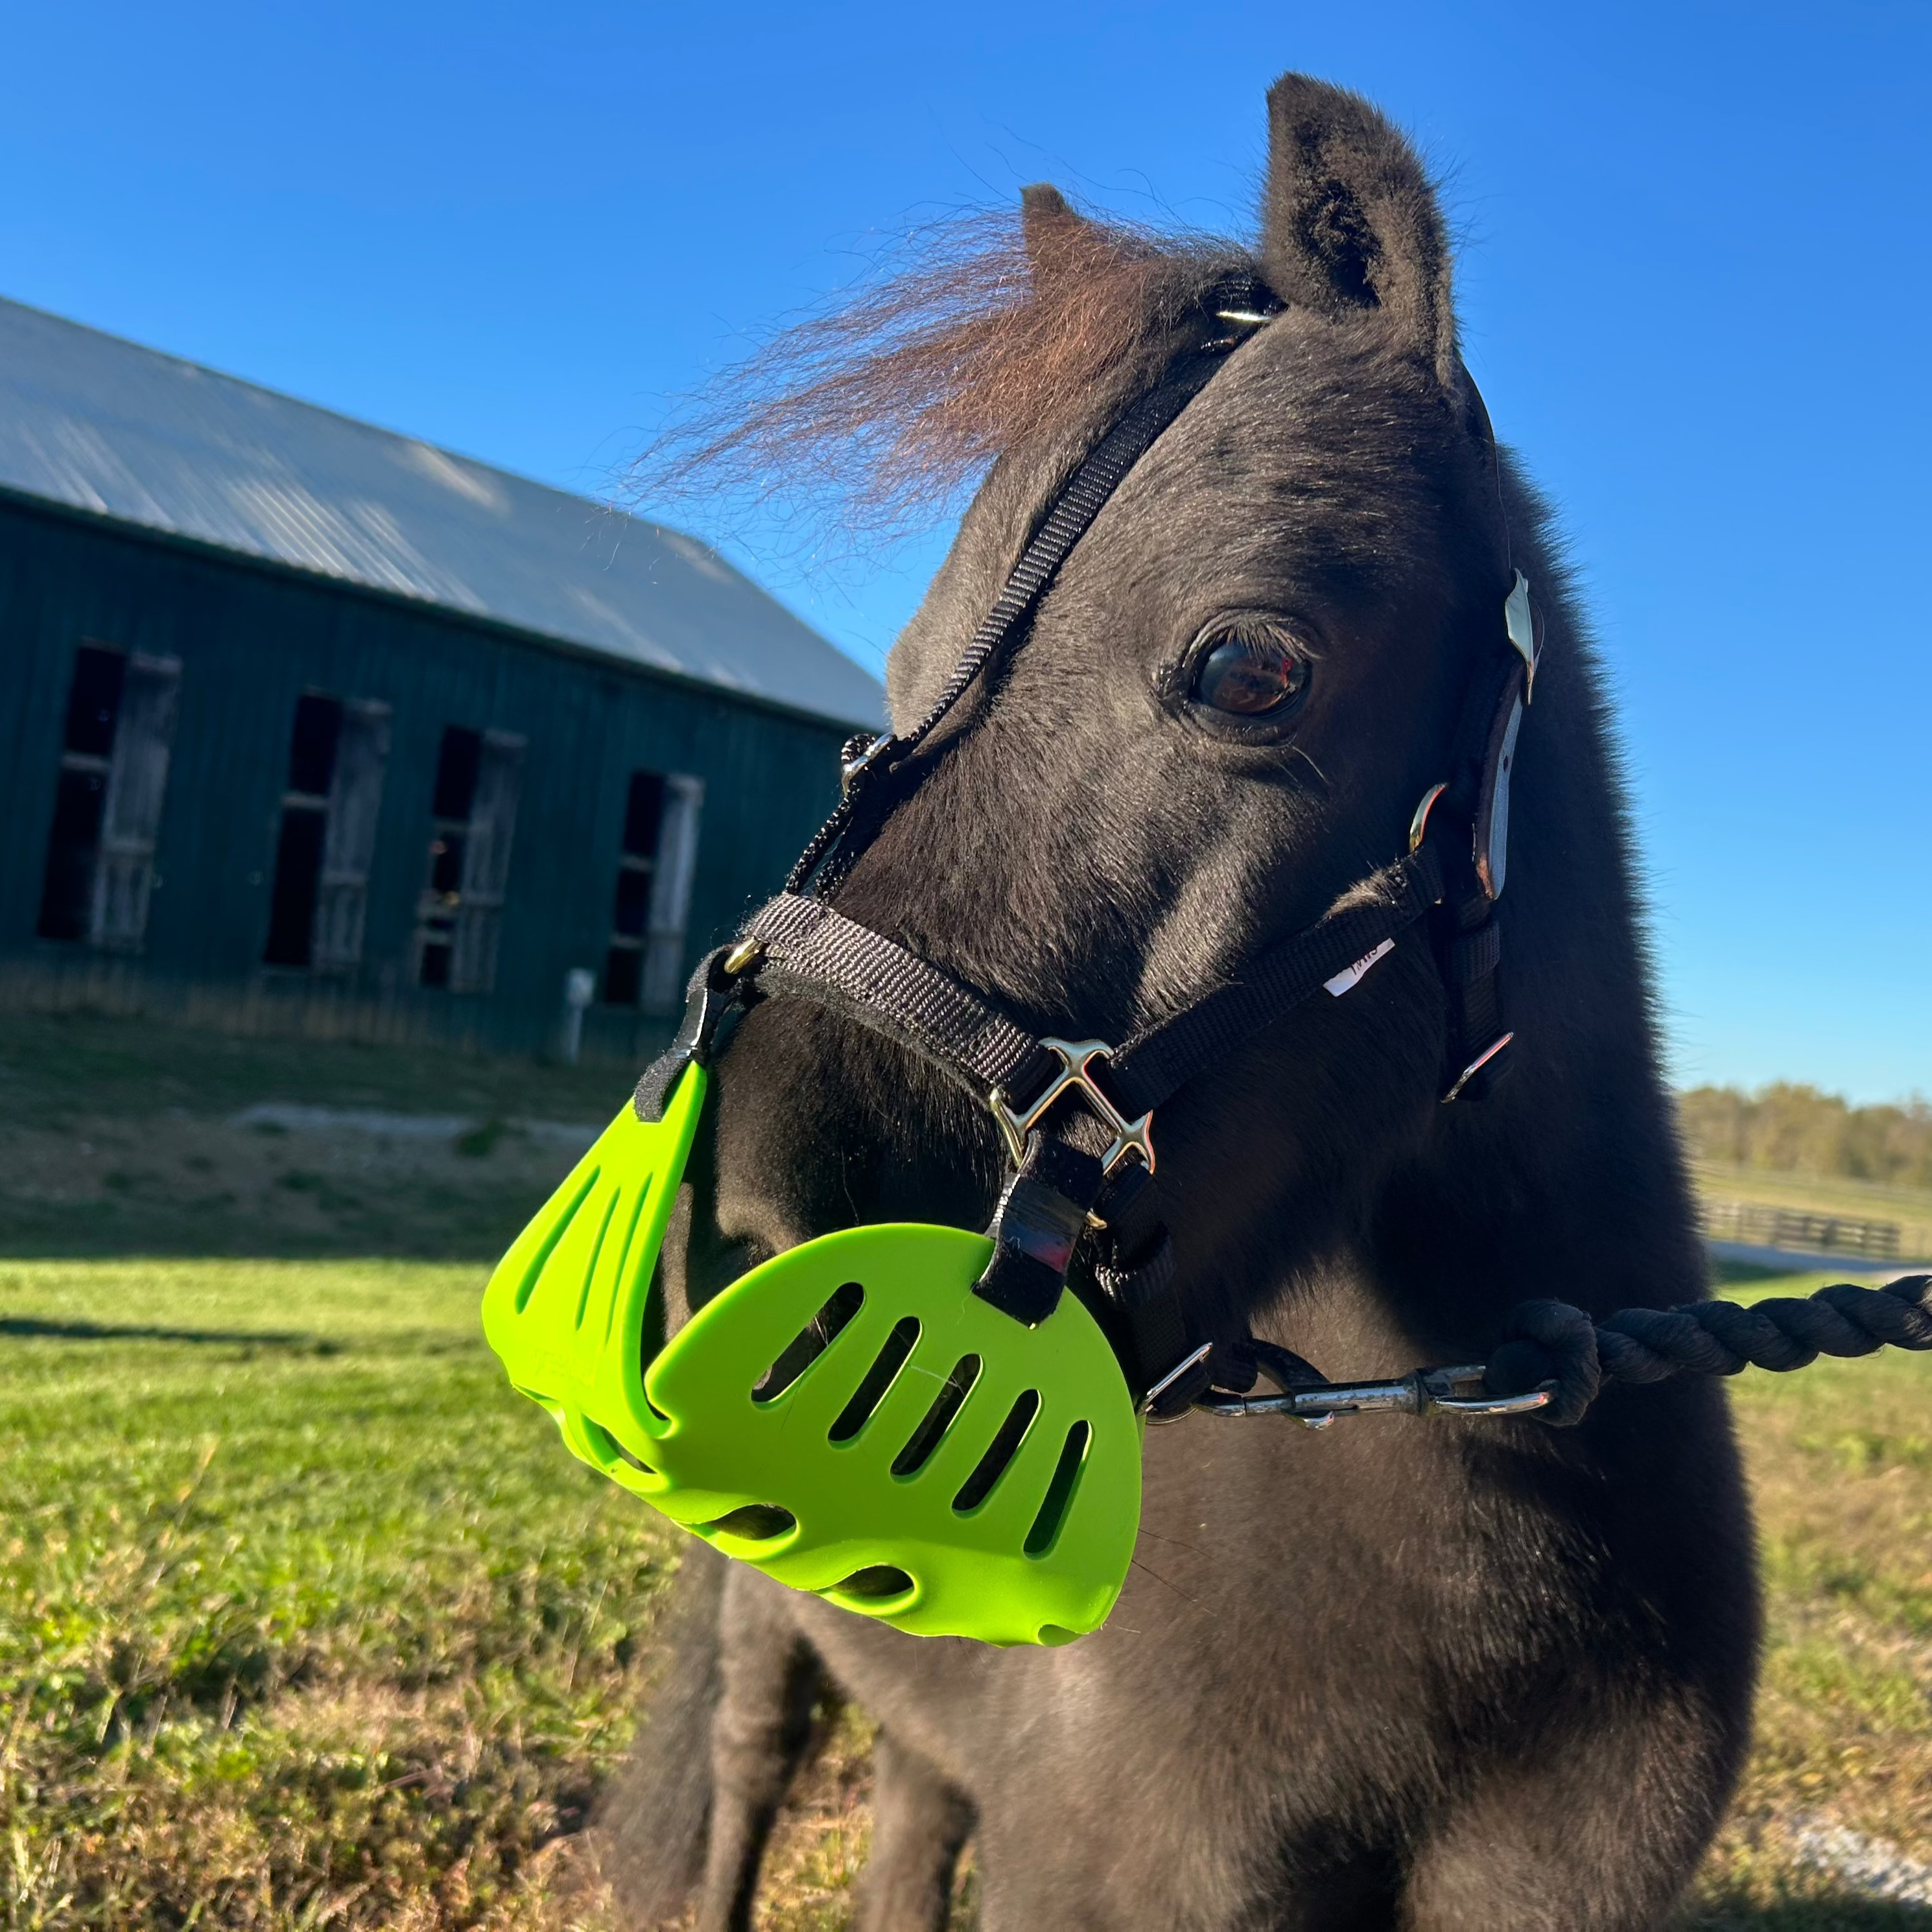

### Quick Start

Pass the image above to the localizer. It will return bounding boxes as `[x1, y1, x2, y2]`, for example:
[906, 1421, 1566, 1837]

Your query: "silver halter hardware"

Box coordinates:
[1144, 1345, 1555, 1428]
[989, 1037, 1155, 1177]
[1194, 1363, 1552, 1422]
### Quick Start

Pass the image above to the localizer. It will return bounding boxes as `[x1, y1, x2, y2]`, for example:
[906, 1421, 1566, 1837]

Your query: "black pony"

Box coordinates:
[598, 73, 1758, 1931]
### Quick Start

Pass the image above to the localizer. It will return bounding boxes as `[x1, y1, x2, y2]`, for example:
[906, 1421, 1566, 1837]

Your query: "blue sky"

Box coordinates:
[4, 2, 1926, 1100]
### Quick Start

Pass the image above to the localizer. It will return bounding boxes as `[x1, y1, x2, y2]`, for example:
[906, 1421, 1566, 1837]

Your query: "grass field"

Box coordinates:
[1, 1012, 1927, 1926]
[3, 1253, 1927, 1929]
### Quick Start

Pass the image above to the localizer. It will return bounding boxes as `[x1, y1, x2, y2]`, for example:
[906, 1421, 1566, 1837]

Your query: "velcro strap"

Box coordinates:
[974, 1135, 1105, 1326]
[744, 893, 1055, 1105]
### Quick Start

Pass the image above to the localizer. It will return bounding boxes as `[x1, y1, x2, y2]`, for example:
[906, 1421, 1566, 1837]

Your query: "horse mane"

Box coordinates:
[630, 204, 1247, 538]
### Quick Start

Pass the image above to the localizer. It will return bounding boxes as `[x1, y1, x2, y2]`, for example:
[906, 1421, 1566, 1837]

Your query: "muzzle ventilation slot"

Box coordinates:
[754, 1280, 864, 1402]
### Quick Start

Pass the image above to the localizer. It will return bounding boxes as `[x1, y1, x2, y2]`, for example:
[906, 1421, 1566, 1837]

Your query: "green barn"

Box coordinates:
[0, 297, 882, 1061]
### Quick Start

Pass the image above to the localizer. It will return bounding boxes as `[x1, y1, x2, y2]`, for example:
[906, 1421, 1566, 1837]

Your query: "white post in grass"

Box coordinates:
[561, 967, 596, 1065]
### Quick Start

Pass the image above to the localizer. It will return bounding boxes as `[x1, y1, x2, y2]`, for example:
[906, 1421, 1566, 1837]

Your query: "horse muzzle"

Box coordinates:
[480, 1063, 1142, 1649]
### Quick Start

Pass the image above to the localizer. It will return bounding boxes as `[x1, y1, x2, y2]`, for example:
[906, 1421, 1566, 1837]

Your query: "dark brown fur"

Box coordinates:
[600, 73, 1759, 1931]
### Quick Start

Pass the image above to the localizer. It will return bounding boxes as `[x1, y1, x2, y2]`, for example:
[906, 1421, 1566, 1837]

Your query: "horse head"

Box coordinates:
[667, 74, 1699, 1379]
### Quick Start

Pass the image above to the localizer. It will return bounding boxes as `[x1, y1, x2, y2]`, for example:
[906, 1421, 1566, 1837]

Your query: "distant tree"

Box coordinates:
[1679, 1084, 1932, 1188]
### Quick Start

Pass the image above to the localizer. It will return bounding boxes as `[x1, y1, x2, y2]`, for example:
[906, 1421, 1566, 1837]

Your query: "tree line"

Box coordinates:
[1679, 1084, 1932, 1190]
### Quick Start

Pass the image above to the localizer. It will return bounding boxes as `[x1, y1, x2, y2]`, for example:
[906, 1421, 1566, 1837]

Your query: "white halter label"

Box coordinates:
[1324, 937, 1395, 998]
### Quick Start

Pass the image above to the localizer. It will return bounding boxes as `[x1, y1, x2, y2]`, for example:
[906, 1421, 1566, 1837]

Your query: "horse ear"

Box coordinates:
[1021, 183, 1084, 267]
[1260, 74, 1456, 383]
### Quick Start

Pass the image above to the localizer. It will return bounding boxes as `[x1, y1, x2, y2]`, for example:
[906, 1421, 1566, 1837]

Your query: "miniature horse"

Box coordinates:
[597, 73, 1757, 1932]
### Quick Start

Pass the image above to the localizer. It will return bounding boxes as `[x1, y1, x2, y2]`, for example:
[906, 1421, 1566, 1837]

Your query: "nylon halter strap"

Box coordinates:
[637, 281, 1535, 1417]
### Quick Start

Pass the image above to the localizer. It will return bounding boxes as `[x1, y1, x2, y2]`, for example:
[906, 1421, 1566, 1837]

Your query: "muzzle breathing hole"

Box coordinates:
[512, 1164, 600, 1313]
[752, 1280, 864, 1402]
[1023, 1420, 1092, 1557]
[828, 1564, 915, 1603]
[573, 1188, 621, 1332]
[697, 1503, 797, 1543]
[581, 1418, 654, 1474]
[891, 1354, 982, 1477]
[829, 1317, 921, 1443]
[952, 1389, 1042, 1514]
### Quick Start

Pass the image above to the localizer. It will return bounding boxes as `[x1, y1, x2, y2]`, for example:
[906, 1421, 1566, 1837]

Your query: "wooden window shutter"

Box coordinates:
[451, 729, 524, 995]
[312, 700, 392, 972]
[641, 774, 704, 1012]
[91, 653, 181, 952]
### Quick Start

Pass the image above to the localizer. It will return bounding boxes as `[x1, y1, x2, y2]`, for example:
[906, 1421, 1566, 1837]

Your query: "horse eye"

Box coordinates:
[1191, 631, 1310, 717]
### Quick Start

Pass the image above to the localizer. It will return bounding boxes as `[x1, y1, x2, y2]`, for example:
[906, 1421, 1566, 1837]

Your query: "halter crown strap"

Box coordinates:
[790, 280, 1279, 897]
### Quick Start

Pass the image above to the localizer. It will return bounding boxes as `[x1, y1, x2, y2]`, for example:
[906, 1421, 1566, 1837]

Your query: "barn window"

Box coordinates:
[414, 725, 524, 994]
[263, 693, 392, 971]
[36, 642, 180, 951]
[603, 768, 703, 1011]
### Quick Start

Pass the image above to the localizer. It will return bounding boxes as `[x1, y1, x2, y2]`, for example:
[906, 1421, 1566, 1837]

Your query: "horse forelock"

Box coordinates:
[631, 206, 1255, 540]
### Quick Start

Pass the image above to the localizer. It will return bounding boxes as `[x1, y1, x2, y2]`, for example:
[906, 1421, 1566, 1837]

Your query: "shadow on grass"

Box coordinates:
[0, 1315, 338, 1349]
[0, 1197, 537, 1264]
[1689, 1894, 1932, 1927]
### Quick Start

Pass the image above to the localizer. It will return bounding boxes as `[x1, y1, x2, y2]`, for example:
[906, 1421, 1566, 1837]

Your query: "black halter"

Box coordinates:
[638, 277, 1536, 1418]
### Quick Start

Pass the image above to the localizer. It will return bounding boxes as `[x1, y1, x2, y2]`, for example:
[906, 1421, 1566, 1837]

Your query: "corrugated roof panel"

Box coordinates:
[0, 296, 884, 730]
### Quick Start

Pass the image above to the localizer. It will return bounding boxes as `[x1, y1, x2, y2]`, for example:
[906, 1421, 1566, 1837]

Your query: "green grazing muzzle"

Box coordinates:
[480, 1066, 1142, 1647]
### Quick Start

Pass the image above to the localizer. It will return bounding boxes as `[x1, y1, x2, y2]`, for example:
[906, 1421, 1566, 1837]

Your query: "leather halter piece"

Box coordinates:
[637, 276, 1535, 1419]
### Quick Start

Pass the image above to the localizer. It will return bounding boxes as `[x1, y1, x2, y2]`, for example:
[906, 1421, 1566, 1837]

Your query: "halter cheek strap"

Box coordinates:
[635, 283, 1535, 1413]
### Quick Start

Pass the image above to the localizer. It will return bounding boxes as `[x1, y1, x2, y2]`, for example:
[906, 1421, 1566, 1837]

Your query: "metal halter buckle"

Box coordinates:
[989, 1038, 1155, 1178]
[840, 734, 891, 795]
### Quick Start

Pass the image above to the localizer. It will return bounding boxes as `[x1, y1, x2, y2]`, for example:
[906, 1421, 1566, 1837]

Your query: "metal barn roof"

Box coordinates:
[0, 296, 883, 730]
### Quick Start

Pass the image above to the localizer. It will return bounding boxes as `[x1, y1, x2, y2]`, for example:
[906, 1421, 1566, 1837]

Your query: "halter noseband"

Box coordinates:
[637, 274, 1537, 1420]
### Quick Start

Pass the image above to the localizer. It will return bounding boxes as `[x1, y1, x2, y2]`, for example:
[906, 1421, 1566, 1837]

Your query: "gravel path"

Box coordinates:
[1796, 1818, 1932, 1908]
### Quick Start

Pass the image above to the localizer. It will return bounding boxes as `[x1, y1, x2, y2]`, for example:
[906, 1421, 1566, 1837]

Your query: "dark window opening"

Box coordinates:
[413, 727, 523, 994]
[428, 834, 464, 897]
[263, 694, 346, 970]
[38, 645, 129, 942]
[431, 727, 482, 821]
[415, 729, 480, 988]
[611, 864, 651, 939]
[36, 644, 180, 954]
[602, 767, 700, 1010]
[622, 770, 666, 860]
[286, 693, 342, 799]
[37, 767, 110, 941]
[261, 694, 390, 976]
[62, 646, 126, 759]
[263, 807, 327, 967]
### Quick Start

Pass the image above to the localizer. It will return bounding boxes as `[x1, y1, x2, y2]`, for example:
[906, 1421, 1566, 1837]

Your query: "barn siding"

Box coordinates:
[0, 494, 851, 1059]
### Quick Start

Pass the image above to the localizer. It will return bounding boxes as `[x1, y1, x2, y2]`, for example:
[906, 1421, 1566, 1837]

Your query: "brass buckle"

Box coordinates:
[989, 1038, 1155, 1178]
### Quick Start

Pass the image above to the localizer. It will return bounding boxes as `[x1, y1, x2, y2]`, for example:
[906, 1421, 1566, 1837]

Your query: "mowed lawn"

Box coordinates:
[2, 1258, 1927, 1931]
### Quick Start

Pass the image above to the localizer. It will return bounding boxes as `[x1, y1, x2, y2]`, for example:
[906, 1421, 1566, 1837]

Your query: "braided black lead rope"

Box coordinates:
[1484, 1274, 1932, 1426]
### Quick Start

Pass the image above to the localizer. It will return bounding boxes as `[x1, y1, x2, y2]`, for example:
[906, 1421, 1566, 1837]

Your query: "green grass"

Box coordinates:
[1683, 1279, 1932, 1927]
[0, 1258, 676, 1930]
[1, 1259, 1927, 1929]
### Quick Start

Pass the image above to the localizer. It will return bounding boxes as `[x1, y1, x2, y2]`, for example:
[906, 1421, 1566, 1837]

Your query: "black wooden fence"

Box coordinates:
[1701, 1200, 1902, 1261]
